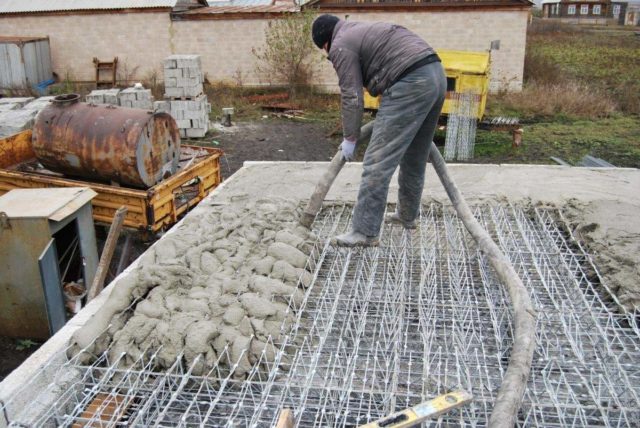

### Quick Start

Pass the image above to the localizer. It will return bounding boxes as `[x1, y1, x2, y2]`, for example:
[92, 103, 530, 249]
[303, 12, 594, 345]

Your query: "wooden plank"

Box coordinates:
[275, 408, 295, 428]
[72, 392, 129, 428]
[87, 206, 127, 301]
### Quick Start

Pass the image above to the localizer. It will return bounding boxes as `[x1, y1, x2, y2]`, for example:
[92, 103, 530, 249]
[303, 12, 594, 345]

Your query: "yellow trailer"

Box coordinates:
[0, 130, 223, 233]
[364, 49, 490, 119]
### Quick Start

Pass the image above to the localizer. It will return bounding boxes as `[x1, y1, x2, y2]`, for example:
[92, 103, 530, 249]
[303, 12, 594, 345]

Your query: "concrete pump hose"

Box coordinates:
[428, 145, 536, 427]
[300, 121, 375, 228]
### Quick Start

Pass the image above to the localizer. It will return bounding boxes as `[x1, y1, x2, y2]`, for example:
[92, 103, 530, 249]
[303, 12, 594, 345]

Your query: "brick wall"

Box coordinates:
[0, 8, 528, 92]
[314, 10, 530, 92]
[0, 11, 172, 82]
[170, 19, 270, 86]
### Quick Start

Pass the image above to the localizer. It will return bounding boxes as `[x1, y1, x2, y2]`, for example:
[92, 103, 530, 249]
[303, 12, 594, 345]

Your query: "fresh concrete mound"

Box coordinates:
[69, 198, 316, 377]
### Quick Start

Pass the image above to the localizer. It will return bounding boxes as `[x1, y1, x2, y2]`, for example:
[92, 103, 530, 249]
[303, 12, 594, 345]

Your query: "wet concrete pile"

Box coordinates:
[69, 198, 316, 377]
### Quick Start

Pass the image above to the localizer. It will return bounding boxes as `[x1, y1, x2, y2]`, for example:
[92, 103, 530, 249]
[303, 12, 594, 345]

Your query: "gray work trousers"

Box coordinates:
[352, 61, 447, 237]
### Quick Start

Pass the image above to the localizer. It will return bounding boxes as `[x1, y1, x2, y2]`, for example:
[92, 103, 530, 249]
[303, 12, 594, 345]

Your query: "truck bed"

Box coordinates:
[0, 130, 223, 233]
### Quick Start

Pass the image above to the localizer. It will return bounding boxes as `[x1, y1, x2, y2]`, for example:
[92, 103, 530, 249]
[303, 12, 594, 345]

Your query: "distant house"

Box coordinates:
[541, 0, 633, 25]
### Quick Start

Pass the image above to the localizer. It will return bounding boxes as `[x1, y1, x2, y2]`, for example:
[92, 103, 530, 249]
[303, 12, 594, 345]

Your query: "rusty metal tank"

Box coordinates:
[32, 94, 181, 188]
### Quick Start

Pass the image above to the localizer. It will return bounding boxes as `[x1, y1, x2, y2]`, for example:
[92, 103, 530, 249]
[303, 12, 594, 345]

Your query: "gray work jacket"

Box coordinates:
[328, 20, 435, 140]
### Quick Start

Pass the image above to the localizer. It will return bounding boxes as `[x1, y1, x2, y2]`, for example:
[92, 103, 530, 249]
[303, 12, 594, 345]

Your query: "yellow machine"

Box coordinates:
[363, 49, 490, 120]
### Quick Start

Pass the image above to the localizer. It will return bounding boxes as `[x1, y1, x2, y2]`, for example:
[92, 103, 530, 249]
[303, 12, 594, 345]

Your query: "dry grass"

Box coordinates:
[494, 81, 616, 120]
[521, 19, 640, 116]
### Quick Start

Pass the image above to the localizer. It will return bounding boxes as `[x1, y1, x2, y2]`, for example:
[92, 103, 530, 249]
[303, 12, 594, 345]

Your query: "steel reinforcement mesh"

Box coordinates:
[5, 204, 639, 427]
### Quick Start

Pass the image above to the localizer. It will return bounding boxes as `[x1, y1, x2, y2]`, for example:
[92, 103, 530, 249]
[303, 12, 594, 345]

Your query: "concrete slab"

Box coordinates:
[214, 162, 640, 206]
[1, 162, 638, 422]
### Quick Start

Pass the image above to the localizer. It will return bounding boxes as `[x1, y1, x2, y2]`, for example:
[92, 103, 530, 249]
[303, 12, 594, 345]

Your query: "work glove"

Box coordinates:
[340, 139, 356, 161]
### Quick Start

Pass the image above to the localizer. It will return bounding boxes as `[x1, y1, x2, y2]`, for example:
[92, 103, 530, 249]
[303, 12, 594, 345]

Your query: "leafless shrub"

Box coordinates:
[142, 69, 164, 100]
[252, 11, 320, 99]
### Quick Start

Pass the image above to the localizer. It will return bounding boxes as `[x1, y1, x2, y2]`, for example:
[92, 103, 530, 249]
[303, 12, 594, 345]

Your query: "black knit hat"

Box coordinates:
[312, 14, 340, 50]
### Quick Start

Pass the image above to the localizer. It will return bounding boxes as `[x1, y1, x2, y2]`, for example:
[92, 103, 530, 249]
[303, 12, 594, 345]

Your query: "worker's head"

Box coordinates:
[312, 14, 340, 52]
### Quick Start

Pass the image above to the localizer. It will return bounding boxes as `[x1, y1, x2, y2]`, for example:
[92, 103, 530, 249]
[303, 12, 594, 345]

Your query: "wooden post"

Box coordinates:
[512, 128, 524, 148]
[87, 206, 127, 301]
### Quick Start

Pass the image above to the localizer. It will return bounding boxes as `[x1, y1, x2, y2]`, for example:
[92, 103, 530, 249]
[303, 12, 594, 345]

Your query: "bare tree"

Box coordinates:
[253, 11, 319, 98]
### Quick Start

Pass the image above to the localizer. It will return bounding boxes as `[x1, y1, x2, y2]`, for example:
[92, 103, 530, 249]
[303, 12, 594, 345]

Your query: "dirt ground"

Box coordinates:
[0, 337, 39, 382]
[206, 119, 340, 179]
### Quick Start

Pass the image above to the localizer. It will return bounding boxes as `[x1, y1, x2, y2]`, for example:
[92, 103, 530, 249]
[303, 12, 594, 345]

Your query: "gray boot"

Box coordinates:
[332, 230, 379, 247]
[386, 211, 417, 229]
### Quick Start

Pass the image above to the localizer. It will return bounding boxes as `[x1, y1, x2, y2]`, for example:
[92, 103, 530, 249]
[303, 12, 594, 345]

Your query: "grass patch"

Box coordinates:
[525, 20, 640, 115]
[472, 115, 640, 168]
[475, 20, 640, 167]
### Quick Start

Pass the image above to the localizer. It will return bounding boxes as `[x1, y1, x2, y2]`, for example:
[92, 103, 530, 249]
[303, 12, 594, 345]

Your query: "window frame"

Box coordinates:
[593, 4, 601, 15]
[613, 4, 621, 17]
[568, 4, 576, 14]
[580, 4, 589, 15]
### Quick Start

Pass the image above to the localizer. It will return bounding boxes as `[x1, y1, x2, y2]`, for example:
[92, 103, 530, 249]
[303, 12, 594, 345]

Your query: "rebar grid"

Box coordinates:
[444, 92, 479, 161]
[4, 204, 639, 427]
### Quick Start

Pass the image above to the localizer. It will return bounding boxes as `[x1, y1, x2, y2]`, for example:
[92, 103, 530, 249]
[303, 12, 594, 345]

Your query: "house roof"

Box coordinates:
[176, 0, 298, 18]
[0, 0, 206, 14]
[304, 0, 533, 9]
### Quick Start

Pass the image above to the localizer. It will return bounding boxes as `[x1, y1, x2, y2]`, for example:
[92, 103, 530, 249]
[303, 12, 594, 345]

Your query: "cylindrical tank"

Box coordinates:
[32, 94, 181, 188]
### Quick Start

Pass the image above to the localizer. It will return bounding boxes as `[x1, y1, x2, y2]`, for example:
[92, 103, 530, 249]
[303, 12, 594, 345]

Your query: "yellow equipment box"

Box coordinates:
[364, 49, 490, 120]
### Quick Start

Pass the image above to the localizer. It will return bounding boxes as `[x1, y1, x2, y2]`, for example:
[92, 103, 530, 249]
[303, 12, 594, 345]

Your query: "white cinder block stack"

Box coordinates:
[160, 54, 210, 138]
[118, 87, 154, 110]
[85, 89, 120, 105]
[0, 97, 54, 138]
[163, 55, 204, 98]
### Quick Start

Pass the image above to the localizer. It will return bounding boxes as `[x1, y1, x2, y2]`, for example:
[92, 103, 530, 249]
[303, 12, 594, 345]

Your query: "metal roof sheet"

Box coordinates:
[0, 188, 96, 220]
[438, 49, 490, 74]
[0, 0, 178, 14]
[208, 0, 273, 5]
[186, 0, 297, 14]
[0, 36, 49, 43]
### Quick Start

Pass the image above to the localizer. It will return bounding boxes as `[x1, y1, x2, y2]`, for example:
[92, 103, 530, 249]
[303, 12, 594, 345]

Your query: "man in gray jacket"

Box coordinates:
[312, 14, 447, 247]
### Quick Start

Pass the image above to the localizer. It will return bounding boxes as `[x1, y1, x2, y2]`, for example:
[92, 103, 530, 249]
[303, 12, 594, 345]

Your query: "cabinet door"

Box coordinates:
[38, 239, 66, 335]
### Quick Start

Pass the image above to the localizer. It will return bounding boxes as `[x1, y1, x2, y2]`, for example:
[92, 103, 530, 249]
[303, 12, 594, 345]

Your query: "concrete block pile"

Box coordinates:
[118, 87, 153, 110]
[0, 96, 55, 138]
[163, 55, 204, 99]
[0, 97, 34, 112]
[156, 54, 210, 138]
[154, 95, 211, 138]
[85, 89, 120, 106]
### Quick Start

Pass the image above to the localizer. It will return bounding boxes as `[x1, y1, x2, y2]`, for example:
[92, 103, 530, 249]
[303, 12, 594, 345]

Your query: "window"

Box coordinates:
[613, 4, 621, 17]
[593, 4, 601, 14]
[446, 78, 456, 92]
[581, 4, 589, 14]
[568, 4, 576, 14]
